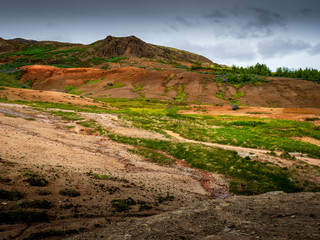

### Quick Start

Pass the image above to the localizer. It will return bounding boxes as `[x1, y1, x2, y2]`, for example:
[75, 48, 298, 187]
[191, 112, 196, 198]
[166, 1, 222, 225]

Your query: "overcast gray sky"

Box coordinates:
[1, 0, 319, 70]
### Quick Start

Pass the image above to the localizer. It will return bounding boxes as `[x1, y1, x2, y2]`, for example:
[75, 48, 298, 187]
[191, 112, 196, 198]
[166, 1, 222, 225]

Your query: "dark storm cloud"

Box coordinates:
[309, 43, 320, 56]
[238, 7, 286, 38]
[175, 16, 195, 27]
[204, 10, 226, 23]
[298, 8, 313, 16]
[257, 39, 311, 58]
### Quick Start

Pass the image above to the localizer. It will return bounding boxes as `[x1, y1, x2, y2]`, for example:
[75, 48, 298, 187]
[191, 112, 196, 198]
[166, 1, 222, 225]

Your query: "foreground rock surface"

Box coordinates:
[68, 191, 320, 240]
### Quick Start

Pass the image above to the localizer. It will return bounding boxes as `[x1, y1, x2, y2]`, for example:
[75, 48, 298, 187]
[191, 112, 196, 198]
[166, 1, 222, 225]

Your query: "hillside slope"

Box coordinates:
[18, 65, 320, 108]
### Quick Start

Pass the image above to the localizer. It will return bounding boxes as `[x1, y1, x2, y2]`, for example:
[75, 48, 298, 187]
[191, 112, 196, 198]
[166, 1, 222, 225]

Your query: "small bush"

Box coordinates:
[0, 189, 24, 201]
[20, 200, 53, 209]
[36, 190, 51, 196]
[111, 197, 136, 212]
[59, 188, 81, 197]
[24, 177, 49, 186]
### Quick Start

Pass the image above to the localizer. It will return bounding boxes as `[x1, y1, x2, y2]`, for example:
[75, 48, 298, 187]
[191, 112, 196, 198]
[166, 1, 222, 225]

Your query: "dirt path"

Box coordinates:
[164, 130, 320, 167]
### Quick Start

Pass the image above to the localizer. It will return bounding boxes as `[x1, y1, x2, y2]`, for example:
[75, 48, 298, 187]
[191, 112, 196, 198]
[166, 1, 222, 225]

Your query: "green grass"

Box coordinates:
[119, 113, 320, 159]
[50, 111, 83, 121]
[76, 120, 107, 135]
[129, 148, 176, 165]
[176, 85, 187, 103]
[108, 134, 313, 195]
[0, 72, 29, 88]
[104, 82, 125, 89]
[84, 78, 104, 85]
[64, 85, 82, 95]
[106, 56, 127, 62]
[131, 84, 144, 92]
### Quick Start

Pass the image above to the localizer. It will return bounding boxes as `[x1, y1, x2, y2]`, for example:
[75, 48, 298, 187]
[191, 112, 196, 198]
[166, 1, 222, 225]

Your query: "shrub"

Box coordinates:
[59, 188, 81, 197]
[24, 177, 49, 186]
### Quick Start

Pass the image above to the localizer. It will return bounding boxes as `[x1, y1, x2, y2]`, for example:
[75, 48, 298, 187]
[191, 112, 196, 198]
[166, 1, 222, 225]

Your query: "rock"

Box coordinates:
[232, 104, 239, 111]
[107, 82, 113, 86]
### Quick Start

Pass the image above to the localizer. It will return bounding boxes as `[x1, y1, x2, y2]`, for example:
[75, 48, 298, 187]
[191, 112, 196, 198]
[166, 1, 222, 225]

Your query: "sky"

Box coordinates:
[1, 0, 320, 70]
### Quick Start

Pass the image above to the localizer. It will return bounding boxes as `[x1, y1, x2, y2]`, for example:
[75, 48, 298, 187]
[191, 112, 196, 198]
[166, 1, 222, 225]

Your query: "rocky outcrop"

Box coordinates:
[94, 35, 213, 64]
[68, 191, 320, 240]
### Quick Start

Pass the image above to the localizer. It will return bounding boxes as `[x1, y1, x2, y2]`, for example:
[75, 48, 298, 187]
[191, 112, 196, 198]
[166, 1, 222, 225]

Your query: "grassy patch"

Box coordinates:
[176, 85, 187, 103]
[85, 78, 104, 85]
[129, 148, 175, 165]
[106, 56, 127, 62]
[50, 111, 83, 121]
[64, 85, 82, 95]
[108, 134, 312, 195]
[0, 72, 29, 88]
[91, 173, 129, 183]
[76, 120, 107, 135]
[104, 81, 125, 89]
[111, 197, 136, 212]
[131, 84, 144, 92]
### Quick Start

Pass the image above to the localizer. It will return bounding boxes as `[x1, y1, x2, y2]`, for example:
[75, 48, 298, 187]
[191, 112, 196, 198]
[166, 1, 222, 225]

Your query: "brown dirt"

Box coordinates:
[0, 86, 105, 107]
[292, 137, 320, 147]
[17, 65, 320, 108]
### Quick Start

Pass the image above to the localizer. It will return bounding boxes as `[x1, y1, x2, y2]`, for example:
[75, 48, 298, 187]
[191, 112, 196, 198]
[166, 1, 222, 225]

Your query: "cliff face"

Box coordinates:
[94, 35, 213, 64]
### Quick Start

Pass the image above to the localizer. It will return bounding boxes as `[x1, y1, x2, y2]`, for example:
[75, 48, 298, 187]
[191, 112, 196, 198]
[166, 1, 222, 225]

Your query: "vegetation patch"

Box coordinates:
[76, 120, 107, 135]
[59, 188, 81, 197]
[50, 110, 83, 121]
[106, 56, 127, 62]
[36, 190, 51, 196]
[0, 72, 29, 88]
[64, 85, 82, 95]
[176, 85, 187, 103]
[24, 177, 49, 186]
[129, 148, 175, 165]
[20, 200, 53, 209]
[111, 197, 136, 212]
[131, 84, 144, 92]
[104, 81, 125, 89]
[0, 211, 50, 224]
[23, 229, 81, 240]
[108, 134, 316, 195]
[0, 189, 24, 201]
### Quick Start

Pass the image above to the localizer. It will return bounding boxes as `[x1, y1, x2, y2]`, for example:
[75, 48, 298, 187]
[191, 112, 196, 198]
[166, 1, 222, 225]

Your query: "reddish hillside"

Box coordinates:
[19, 65, 320, 108]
